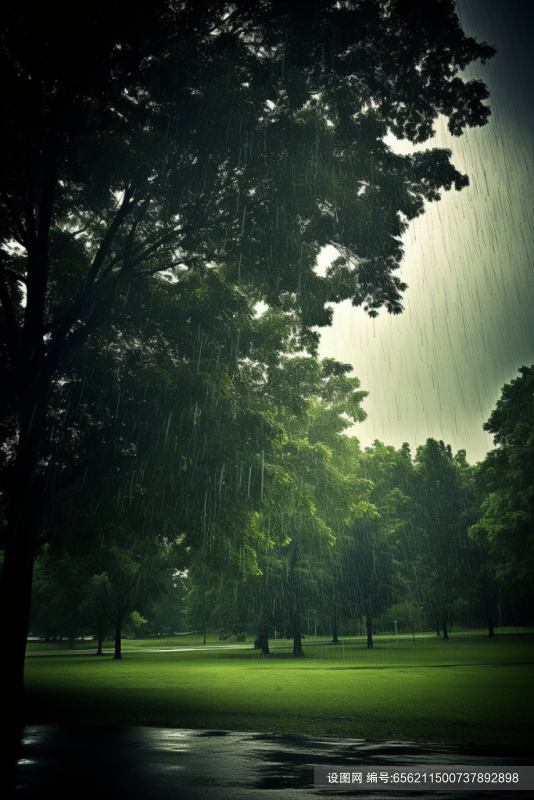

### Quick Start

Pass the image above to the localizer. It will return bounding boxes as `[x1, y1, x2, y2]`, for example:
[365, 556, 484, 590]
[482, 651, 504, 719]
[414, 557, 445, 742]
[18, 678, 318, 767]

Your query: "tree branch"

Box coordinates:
[0, 268, 21, 360]
[83, 186, 137, 291]
[0, 194, 29, 248]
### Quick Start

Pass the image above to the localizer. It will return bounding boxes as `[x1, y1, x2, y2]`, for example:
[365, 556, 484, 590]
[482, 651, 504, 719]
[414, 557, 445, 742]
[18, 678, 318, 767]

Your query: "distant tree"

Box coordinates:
[146, 572, 188, 638]
[29, 546, 86, 647]
[267, 359, 372, 656]
[79, 574, 115, 655]
[470, 366, 534, 608]
[91, 543, 168, 660]
[198, 356, 371, 656]
[388, 600, 423, 644]
[408, 440, 476, 639]
[338, 442, 413, 648]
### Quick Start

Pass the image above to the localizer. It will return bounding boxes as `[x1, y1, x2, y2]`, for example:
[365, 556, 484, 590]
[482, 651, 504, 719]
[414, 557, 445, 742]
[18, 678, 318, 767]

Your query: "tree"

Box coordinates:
[29, 546, 86, 646]
[470, 366, 534, 606]
[388, 600, 422, 644]
[407, 440, 475, 639]
[87, 543, 163, 661]
[336, 442, 414, 648]
[0, 1, 495, 785]
[146, 572, 188, 638]
[191, 355, 372, 656]
[263, 358, 372, 656]
[80, 574, 115, 655]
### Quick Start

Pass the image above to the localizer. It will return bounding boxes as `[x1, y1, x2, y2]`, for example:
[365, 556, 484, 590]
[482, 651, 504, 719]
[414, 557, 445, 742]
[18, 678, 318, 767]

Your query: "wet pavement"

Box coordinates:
[16, 726, 533, 799]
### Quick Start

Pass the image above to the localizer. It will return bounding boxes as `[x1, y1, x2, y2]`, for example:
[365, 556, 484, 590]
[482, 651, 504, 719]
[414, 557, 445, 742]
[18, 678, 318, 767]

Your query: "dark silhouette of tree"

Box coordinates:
[407, 440, 475, 639]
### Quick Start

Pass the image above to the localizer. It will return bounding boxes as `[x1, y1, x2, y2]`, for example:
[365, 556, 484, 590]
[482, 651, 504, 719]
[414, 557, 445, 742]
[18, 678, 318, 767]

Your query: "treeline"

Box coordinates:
[27, 347, 534, 655]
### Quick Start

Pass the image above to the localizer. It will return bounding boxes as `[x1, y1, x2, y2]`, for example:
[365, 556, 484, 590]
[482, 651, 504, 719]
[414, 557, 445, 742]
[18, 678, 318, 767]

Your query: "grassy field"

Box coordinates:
[24, 631, 534, 748]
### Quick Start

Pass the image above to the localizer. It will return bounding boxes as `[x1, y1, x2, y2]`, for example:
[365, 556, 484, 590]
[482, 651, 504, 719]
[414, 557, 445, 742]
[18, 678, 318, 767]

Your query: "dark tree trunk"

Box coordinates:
[292, 628, 304, 657]
[366, 614, 374, 649]
[442, 618, 449, 640]
[331, 604, 339, 643]
[255, 628, 270, 656]
[114, 618, 123, 659]
[0, 520, 37, 797]
[1, 153, 71, 797]
[1, 499, 50, 796]
[202, 622, 206, 646]
[0, 410, 48, 798]
[289, 544, 304, 657]
[96, 631, 104, 656]
[486, 604, 495, 637]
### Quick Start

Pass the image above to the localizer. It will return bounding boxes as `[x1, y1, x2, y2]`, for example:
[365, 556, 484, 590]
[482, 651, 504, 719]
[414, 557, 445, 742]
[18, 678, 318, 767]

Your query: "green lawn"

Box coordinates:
[24, 632, 534, 748]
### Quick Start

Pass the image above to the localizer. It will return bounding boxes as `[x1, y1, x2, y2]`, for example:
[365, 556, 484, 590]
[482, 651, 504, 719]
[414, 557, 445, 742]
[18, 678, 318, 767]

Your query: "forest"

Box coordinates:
[26, 363, 534, 659]
[1, 0, 533, 791]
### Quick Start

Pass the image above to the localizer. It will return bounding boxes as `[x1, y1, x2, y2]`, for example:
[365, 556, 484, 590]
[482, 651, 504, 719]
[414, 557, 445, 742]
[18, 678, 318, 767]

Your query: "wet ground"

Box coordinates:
[16, 726, 533, 799]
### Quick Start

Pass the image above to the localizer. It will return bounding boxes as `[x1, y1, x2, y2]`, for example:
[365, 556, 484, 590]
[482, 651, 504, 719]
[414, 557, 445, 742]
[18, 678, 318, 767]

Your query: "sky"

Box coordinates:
[317, 0, 534, 465]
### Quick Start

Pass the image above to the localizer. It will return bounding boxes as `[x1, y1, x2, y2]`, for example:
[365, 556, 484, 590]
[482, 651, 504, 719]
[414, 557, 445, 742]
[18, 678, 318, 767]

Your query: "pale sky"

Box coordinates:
[317, 0, 534, 465]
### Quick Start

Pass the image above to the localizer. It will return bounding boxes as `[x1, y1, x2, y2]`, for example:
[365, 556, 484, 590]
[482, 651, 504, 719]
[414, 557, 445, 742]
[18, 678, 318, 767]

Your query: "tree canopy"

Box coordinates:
[471, 366, 534, 591]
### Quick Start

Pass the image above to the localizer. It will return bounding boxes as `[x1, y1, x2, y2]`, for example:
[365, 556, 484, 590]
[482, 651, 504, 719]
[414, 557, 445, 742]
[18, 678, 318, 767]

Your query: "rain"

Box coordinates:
[319, 0, 534, 463]
[1, 2, 533, 797]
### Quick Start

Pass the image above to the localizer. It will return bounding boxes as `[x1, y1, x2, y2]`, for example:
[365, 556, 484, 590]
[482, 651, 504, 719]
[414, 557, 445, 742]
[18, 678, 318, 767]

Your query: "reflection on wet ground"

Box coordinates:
[16, 726, 533, 799]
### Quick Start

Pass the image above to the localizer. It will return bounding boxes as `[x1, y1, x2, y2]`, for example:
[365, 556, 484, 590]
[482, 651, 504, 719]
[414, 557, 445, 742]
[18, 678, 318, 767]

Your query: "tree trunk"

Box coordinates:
[485, 603, 495, 637]
[202, 621, 206, 646]
[114, 617, 123, 659]
[292, 628, 304, 657]
[0, 500, 40, 797]
[366, 613, 374, 649]
[96, 631, 104, 656]
[0, 391, 49, 791]
[442, 618, 449, 640]
[1, 160, 63, 797]
[255, 628, 270, 656]
[331, 604, 339, 643]
[291, 596, 304, 657]
[289, 544, 304, 657]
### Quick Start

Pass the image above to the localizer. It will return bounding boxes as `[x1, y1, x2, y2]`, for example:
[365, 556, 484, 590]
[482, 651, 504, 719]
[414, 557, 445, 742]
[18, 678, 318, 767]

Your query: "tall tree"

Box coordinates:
[336, 441, 413, 648]
[254, 358, 372, 656]
[470, 366, 534, 606]
[408, 440, 475, 638]
[1, 1, 495, 785]
[29, 546, 86, 647]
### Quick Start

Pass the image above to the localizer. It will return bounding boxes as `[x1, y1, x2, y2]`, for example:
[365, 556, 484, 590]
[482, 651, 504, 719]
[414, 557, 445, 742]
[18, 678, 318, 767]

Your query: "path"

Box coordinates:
[16, 726, 532, 799]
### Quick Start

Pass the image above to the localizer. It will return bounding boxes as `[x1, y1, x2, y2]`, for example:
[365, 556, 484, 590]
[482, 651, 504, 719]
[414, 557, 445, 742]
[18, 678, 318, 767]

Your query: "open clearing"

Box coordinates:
[24, 632, 534, 748]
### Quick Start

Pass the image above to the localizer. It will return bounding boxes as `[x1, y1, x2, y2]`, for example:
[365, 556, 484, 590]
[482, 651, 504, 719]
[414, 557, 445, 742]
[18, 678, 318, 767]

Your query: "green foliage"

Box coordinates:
[471, 366, 534, 591]
[30, 546, 86, 645]
[403, 439, 477, 631]
[183, 352, 372, 652]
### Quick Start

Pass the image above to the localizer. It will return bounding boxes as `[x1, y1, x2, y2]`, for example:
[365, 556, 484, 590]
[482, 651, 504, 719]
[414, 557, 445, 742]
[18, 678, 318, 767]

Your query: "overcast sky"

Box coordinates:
[317, 0, 534, 465]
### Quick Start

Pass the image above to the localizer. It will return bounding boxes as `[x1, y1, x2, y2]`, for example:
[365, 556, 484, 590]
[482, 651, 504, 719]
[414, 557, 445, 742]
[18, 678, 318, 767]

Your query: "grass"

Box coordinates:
[24, 631, 534, 748]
